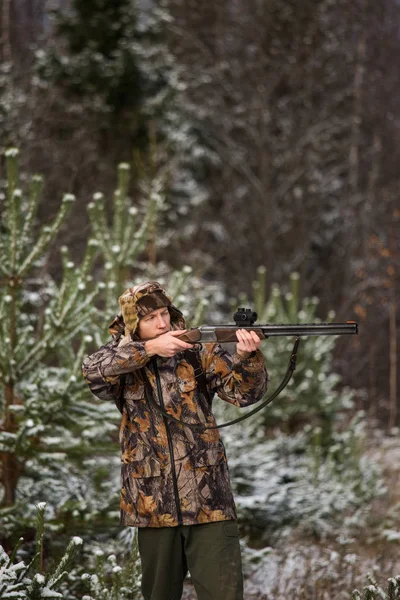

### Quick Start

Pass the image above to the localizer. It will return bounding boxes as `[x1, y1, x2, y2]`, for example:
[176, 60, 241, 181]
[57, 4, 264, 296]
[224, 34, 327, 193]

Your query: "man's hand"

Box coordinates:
[236, 329, 262, 359]
[144, 330, 193, 358]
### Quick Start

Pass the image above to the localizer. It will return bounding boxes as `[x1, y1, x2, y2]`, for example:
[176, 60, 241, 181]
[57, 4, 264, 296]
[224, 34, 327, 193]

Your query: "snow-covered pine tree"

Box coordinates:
[0, 147, 121, 543]
[0, 502, 142, 599]
[234, 265, 355, 440]
[86, 160, 209, 336]
[79, 536, 142, 600]
[0, 503, 84, 598]
[87, 160, 164, 319]
[0, 145, 212, 579]
[0, 148, 193, 550]
[214, 267, 377, 544]
[352, 574, 400, 600]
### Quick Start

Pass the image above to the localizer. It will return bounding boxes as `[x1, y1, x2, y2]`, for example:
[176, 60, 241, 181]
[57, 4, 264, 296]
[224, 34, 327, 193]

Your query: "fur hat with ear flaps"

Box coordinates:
[108, 281, 186, 340]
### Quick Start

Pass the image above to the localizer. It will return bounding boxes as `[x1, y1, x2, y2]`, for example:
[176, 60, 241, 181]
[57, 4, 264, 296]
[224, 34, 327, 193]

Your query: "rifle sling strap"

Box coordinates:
[142, 339, 301, 431]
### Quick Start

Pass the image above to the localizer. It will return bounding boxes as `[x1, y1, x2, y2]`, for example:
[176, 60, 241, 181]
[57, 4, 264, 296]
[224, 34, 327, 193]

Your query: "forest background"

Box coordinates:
[0, 1, 400, 599]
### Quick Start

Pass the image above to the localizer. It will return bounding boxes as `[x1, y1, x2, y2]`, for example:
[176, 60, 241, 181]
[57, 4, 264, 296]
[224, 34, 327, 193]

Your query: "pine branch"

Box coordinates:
[72, 335, 93, 378]
[17, 331, 53, 376]
[17, 285, 98, 376]
[9, 189, 22, 273]
[80, 239, 100, 281]
[4, 150, 19, 273]
[168, 265, 193, 299]
[87, 193, 111, 258]
[130, 180, 163, 258]
[55, 246, 75, 317]
[112, 163, 130, 247]
[118, 205, 138, 263]
[47, 536, 83, 589]
[35, 502, 46, 573]
[17, 194, 75, 278]
[18, 175, 43, 263]
[6, 536, 24, 568]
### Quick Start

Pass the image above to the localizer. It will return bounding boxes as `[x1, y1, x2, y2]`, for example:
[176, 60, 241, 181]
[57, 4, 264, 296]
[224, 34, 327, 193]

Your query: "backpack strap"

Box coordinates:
[184, 349, 212, 405]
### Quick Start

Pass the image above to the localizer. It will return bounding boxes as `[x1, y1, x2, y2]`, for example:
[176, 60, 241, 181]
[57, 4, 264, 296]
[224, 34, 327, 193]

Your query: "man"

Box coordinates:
[82, 281, 268, 600]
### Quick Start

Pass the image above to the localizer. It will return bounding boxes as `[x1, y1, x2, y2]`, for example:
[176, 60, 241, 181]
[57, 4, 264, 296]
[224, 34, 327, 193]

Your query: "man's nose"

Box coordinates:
[156, 314, 167, 327]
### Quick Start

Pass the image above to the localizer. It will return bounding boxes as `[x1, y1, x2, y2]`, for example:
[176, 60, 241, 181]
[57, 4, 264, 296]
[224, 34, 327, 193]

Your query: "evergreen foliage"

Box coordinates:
[0, 146, 209, 565]
[237, 266, 354, 440]
[79, 541, 141, 600]
[226, 417, 379, 543]
[87, 160, 164, 316]
[214, 267, 376, 542]
[0, 149, 388, 595]
[0, 504, 142, 599]
[34, 0, 210, 218]
[352, 574, 400, 600]
[85, 158, 208, 330]
[0, 503, 83, 599]
[1, 1, 398, 593]
[0, 148, 120, 540]
[39, 0, 144, 113]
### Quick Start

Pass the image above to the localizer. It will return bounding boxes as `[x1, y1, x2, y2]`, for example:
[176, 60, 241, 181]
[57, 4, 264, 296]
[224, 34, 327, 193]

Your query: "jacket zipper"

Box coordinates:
[153, 359, 183, 525]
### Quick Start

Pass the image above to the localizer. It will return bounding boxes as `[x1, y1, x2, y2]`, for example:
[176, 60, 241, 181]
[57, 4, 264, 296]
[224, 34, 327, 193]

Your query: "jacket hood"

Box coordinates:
[109, 281, 186, 340]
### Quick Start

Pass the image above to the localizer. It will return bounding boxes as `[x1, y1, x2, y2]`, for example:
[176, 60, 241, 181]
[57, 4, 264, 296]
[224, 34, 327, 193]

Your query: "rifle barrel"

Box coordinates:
[178, 322, 358, 344]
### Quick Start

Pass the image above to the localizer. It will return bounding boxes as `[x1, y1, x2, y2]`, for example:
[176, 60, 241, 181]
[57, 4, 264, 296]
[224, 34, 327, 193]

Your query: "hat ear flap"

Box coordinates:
[119, 292, 139, 336]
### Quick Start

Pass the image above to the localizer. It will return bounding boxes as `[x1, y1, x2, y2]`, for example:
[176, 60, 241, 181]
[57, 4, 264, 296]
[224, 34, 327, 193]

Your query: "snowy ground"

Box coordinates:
[180, 435, 400, 600]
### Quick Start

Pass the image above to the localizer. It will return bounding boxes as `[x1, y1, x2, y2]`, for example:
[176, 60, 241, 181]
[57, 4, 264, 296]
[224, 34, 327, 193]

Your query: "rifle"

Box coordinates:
[149, 308, 358, 431]
[177, 308, 358, 343]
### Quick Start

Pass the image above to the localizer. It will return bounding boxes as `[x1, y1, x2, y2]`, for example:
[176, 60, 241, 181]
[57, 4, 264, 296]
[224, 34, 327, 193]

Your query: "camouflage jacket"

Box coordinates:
[82, 298, 268, 528]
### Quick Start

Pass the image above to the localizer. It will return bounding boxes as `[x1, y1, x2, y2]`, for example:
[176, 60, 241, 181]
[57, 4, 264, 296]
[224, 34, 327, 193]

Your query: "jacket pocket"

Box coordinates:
[223, 521, 239, 537]
[125, 456, 161, 479]
[124, 380, 145, 406]
[193, 443, 227, 469]
[178, 377, 197, 395]
[176, 361, 197, 393]
[121, 457, 162, 522]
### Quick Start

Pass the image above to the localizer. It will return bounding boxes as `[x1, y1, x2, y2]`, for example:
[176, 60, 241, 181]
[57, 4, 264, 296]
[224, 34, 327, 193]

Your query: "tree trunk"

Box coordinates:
[0, 0, 12, 62]
[389, 289, 397, 430]
[1, 382, 22, 506]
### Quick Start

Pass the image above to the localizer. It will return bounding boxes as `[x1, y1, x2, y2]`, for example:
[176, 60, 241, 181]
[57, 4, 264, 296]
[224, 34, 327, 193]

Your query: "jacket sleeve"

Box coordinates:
[200, 343, 269, 407]
[82, 338, 149, 404]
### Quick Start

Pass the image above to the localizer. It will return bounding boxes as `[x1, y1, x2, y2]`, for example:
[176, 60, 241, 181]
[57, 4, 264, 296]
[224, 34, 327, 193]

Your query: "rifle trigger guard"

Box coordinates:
[188, 343, 203, 352]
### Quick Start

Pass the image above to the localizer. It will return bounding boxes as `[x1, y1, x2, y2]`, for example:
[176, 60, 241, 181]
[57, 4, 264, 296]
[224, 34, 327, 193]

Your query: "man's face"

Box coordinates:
[137, 306, 171, 340]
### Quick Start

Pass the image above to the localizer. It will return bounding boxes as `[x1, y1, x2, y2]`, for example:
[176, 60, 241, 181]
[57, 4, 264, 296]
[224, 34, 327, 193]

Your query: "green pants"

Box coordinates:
[137, 520, 244, 600]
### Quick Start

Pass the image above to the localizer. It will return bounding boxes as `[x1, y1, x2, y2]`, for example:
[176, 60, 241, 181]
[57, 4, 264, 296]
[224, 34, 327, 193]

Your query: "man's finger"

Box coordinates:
[180, 342, 194, 349]
[238, 329, 252, 343]
[169, 329, 187, 336]
[176, 339, 194, 349]
[250, 331, 262, 344]
[250, 330, 262, 341]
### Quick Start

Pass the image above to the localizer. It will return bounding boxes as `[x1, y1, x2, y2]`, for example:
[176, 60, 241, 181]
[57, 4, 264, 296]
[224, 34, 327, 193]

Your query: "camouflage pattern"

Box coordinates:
[82, 283, 268, 528]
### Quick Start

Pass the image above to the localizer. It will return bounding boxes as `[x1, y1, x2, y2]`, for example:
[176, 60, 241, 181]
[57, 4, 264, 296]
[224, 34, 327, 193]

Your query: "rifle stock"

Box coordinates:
[177, 322, 358, 344]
